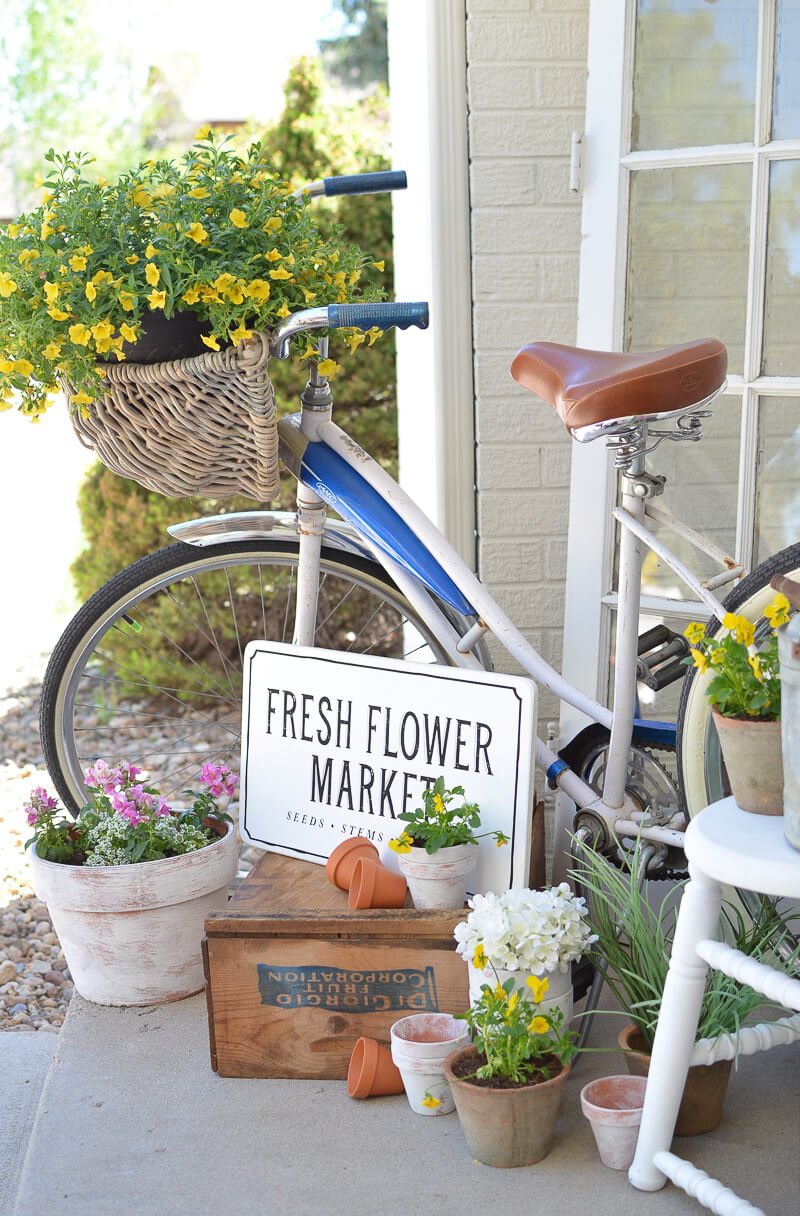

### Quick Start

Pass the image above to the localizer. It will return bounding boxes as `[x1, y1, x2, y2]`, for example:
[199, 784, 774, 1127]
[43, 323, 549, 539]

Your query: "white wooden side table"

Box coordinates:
[628, 797, 800, 1216]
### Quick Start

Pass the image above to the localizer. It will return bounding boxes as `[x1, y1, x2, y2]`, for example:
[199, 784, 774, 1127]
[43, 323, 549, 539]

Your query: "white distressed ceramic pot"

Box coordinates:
[397, 843, 477, 910]
[390, 1012, 470, 1115]
[466, 961, 573, 1026]
[30, 824, 238, 1006]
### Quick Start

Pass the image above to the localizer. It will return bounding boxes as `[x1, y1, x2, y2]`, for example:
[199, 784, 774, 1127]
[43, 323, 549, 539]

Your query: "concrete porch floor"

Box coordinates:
[8, 990, 799, 1216]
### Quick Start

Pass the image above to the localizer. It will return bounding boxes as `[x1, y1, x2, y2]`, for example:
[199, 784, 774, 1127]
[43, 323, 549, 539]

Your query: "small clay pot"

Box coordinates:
[580, 1074, 647, 1169]
[347, 1037, 404, 1099]
[618, 1024, 733, 1136]
[325, 838, 379, 890]
[348, 858, 407, 910]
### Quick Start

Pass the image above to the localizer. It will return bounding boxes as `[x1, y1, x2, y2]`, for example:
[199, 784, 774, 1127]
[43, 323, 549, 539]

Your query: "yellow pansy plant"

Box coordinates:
[684, 594, 789, 720]
[0, 131, 386, 418]
[465, 972, 576, 1086]
[387, 776, 508, 856]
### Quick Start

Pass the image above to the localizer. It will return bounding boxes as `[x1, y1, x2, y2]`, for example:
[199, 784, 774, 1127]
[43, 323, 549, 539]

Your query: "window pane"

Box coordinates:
[774, 0, 800, 139]
[755, 396, 800, 560]
[626, 165, 751, 373]
[632, 0, 757, 151]
[762, 161, 800, 375]
[641, 394, 741, 597]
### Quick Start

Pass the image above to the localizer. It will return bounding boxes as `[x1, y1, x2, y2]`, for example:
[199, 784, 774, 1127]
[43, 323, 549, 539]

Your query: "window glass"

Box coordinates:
[640, 394, 742, 597]
[762, 161, 800, 375]
[626, 165, 751, 373]
[755, 396, 800, 561]
[773, 0, 800, 139]
[632, 0, 757, 151]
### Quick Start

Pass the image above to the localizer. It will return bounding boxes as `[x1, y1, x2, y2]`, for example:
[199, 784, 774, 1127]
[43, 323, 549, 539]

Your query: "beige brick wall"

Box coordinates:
[466, 0, 589, 722]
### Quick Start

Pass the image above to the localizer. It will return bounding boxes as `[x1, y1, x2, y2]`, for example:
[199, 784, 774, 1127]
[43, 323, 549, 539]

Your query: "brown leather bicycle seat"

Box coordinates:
[510, 338, 727, 433]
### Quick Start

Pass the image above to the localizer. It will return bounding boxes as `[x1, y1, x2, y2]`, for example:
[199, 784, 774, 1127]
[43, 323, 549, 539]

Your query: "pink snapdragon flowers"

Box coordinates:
[24, 759, 237, 866]
[23, 786, 58, 826]
[199, 763, 237, 799]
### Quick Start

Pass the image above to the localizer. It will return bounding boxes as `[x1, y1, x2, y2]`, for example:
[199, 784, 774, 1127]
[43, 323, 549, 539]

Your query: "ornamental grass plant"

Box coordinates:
[684, 593, 790, 720]
[0, 129, 385, 420]
[571, 836, 797, 1051]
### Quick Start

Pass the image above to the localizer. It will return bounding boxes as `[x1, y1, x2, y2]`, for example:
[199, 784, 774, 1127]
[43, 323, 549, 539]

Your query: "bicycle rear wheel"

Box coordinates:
[40, 539, 456, 814]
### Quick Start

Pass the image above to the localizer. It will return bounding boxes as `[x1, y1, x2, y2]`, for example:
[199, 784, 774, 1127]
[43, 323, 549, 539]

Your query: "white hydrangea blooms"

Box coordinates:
[453, 884, 597, 975]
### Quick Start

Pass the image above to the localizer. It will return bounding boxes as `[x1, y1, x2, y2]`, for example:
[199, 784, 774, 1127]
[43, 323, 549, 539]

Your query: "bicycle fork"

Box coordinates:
[293, 356, 334, 648]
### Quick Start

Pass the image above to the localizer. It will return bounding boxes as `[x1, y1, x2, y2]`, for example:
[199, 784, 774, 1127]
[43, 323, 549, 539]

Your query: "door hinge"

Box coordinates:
[569, 131, 583, 193]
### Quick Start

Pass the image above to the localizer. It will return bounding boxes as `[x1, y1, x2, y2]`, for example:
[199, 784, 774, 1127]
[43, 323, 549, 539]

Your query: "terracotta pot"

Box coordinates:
[443, 1045, 570, 1167]
[347, 857, 407, 909]
[580, 1074, 647, 1169]
[467, 962, 573, 1027]
[347, 1037, 404, 1099]
[390, 1012, 469, 1115]
[397, 843, 477, 910]
[325, 838, 379, 891]
[711, 709, 784, 815]
[29, 824, 238, 1006]
[618, 1024, 733, 1136]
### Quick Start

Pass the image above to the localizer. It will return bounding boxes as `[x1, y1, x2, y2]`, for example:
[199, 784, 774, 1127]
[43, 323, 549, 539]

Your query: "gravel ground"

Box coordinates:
[0, 657, 73, 1033]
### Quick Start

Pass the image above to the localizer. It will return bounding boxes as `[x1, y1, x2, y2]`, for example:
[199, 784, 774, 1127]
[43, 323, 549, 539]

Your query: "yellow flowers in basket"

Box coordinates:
[0, 129, 385, 421]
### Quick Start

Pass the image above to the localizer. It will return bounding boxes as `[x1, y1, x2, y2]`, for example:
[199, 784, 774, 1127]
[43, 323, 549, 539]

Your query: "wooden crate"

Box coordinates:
[203, 850, 469, 1079]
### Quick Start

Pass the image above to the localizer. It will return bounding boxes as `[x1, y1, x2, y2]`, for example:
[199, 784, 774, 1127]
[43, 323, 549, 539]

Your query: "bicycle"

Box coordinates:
[38, 171, 800, 897]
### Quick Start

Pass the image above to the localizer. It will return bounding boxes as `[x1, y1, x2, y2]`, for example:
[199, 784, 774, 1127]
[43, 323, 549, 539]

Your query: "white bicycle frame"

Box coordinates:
[271, 365, 738, 857]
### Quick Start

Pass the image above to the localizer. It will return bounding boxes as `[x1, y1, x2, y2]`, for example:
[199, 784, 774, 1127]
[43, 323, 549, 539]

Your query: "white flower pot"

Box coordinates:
[390, 1012, 470, 1115]
[467, 961, 573, 1027]
[30, 824, 238, 1006]
[397, 843, 478, 910]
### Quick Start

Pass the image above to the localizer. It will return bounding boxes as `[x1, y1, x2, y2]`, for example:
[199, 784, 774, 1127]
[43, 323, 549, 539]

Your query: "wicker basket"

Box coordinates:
[67, 330, 279, 501]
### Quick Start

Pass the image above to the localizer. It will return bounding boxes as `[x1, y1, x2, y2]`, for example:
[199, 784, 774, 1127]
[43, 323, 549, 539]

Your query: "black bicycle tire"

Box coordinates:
[40, 538, 455, 814]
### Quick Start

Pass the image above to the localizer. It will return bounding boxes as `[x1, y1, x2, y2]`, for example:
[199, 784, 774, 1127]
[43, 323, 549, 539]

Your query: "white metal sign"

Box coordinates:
[239, 642, 536, 894]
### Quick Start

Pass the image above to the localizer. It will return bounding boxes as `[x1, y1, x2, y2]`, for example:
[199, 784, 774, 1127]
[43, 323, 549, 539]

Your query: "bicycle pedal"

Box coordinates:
[636, 625, 690, 691]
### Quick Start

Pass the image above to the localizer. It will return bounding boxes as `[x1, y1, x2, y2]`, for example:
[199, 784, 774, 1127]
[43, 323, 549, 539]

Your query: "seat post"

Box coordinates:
[602, 426, 649, 811]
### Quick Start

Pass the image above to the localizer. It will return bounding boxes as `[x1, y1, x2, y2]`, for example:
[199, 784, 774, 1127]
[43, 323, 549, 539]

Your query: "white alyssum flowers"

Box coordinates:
[454, 885, 597, 975]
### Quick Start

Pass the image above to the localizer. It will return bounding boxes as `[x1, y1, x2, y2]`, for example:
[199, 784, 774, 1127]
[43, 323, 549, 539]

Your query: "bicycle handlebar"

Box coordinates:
[327, 301, 428, 331]
[324, 171, 407, 196]
[270, 302, 429, 359]
[300, 170, 408, 199]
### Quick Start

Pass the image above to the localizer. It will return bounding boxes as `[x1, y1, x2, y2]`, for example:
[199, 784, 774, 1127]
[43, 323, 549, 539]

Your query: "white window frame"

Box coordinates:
[562, 0, 800, 745]
[387, 0, 476, 568]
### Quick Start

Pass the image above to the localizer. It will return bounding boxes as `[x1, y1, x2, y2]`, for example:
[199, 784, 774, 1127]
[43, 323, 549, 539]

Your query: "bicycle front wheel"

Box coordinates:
[677, 541, 800, 817]
[40, 539, 456, 814]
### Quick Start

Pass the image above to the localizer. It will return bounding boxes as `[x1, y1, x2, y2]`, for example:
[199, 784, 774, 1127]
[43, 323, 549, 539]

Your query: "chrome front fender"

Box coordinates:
[167, 510, 373, 559]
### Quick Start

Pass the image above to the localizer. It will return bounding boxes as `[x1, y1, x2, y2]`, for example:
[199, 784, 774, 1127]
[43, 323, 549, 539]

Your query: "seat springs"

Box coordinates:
[606, 424, 647, 470]
[606, 409, 712, 471]
[647, 409, 711, 451]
